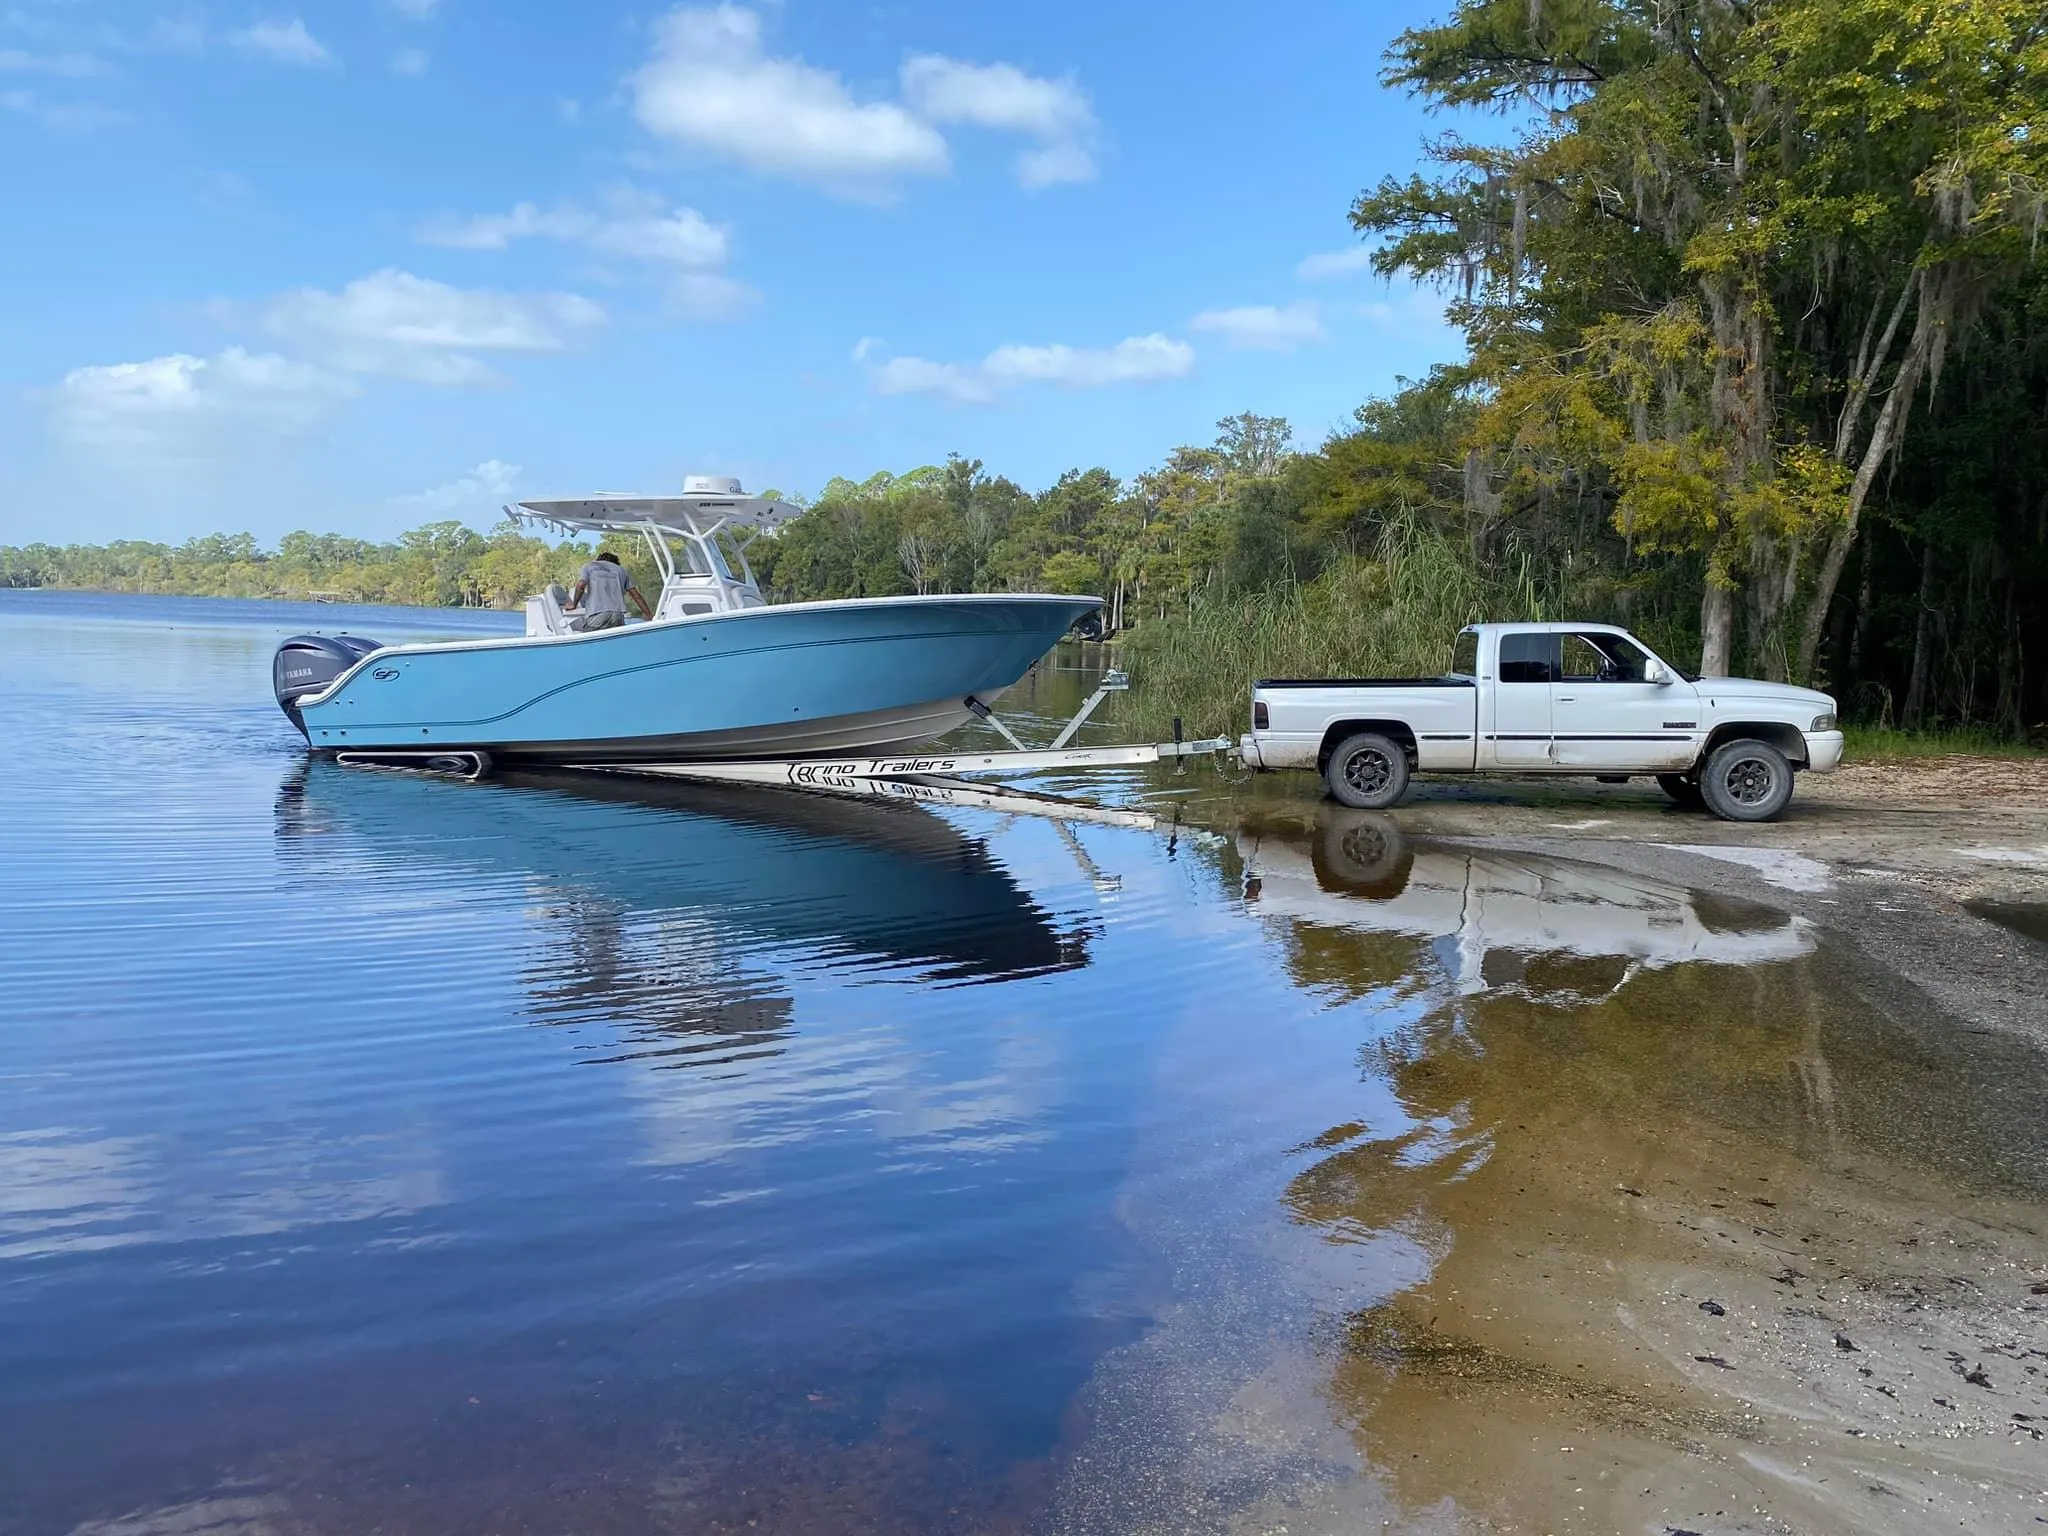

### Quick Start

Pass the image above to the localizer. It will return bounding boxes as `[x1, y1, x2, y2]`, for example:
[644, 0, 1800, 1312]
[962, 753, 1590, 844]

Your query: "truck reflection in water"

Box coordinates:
[1237, 810, 1813, 1005]
[1243, 812, 2048, 1532]
[276, 763, 1092, 1072]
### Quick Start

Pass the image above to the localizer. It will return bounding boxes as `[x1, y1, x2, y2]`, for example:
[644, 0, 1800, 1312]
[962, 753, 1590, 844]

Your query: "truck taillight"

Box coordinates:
[1253, 700, 1269, 730]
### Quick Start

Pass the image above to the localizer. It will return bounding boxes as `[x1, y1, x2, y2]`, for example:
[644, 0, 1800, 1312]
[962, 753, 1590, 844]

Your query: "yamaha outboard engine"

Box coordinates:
[273, 633, 383, 738]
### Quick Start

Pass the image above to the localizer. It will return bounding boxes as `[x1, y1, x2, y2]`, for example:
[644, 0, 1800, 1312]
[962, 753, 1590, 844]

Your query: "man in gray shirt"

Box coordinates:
[569, 551, 653, 629]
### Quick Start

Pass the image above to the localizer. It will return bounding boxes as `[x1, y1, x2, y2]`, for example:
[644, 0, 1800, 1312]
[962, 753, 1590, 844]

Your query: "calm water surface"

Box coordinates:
[2, 591, 2042, 1535]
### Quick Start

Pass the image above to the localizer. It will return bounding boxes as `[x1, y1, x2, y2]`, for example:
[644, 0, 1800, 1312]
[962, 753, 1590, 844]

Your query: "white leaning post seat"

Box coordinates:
[526, 583, 576, 636]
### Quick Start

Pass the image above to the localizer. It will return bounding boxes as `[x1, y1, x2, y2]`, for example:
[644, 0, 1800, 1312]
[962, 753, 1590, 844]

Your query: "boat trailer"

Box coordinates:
[334, 669, 1234, 821]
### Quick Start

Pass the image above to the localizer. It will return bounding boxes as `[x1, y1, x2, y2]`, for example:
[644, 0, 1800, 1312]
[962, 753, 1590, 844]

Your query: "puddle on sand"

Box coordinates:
[1967, 897, 2048, 946]
[1232, 812, 2048, 1536]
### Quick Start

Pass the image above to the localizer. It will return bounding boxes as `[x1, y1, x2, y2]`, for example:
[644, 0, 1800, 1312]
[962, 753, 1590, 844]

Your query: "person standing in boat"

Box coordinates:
[569, 551, 654, 630]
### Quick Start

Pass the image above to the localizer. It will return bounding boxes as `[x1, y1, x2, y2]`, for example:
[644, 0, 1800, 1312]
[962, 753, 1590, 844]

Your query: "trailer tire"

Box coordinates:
[1656, 773, 1703, 808]
[1698, 738, 1794, 822]
[1324, 732, 1411, 810]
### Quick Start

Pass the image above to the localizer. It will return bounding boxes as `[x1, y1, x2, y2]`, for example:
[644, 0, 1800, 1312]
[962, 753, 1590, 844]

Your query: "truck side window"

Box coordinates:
[1497, 632, 1557, 684]
[1564, 632, 1650, 682]
[1451, 631, 1479, 678]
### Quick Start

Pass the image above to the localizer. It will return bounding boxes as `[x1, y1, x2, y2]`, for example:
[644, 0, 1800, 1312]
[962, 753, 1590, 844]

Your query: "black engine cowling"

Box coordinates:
[273, 633, 383, 737]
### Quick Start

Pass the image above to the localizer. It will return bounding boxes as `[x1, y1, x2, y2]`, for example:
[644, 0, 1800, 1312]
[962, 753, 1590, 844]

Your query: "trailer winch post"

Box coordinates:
[1048, 668, 1129, 751]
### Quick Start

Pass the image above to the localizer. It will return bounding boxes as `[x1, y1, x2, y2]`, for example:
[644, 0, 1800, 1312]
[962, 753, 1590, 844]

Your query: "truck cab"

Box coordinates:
[1240, 622, 1843, 822]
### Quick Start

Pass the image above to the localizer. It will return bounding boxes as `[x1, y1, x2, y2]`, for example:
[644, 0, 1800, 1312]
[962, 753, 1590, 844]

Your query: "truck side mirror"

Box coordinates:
[1645, 660, 1672, 685]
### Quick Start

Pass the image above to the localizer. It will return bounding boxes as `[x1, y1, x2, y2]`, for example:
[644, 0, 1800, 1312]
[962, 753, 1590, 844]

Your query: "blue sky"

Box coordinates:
[0, 1, 1461, 544]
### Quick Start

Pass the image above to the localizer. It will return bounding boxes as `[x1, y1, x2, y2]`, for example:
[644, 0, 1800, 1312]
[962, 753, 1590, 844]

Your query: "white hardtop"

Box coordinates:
[512, 476, 801, 539]
[509, 476, 799, 633]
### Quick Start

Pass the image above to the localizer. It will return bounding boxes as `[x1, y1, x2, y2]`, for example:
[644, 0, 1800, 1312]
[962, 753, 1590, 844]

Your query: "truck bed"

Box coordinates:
[1253, 676, 1474, 689]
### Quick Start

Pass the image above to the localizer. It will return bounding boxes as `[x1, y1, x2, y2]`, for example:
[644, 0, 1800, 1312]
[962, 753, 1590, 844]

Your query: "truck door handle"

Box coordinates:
[1557, 695, 1576, 703]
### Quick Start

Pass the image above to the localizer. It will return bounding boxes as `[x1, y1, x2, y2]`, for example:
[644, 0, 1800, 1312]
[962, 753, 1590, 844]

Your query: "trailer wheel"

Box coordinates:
[1656, 773, 1703, 808]
[1324, 732, 1411, 810]
[1699, 738, 1794, 822]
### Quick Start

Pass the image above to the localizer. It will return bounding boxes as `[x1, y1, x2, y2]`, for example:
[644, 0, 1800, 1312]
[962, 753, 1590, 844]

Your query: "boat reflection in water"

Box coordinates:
[1237, 810, 1813, 1005]
[277, 762, 1090, 1070]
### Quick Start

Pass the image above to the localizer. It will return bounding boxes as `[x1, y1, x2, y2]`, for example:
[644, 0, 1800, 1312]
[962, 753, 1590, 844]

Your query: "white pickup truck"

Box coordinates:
[1237, 622, 1843, 822]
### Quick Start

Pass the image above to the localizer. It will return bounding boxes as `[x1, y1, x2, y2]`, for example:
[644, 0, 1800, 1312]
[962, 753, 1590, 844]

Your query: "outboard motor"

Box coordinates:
[273, 633, 383, 738]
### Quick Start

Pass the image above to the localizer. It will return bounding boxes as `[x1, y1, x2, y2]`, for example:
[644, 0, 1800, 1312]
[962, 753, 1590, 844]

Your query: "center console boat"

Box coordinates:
[272, 477, 1101, 766]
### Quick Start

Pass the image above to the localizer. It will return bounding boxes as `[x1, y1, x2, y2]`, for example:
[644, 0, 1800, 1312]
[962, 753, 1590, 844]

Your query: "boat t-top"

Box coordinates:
[272, 476, 1102, 767]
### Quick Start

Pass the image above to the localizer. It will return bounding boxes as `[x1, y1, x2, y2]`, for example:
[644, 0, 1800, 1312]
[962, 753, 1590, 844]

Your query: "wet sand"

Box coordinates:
[1297, 954, 2048, 1534]
[1144, 758, 2048, 1535]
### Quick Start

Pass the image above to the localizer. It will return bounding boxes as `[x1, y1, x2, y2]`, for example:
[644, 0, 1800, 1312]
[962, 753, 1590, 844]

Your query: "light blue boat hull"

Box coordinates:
[292, 594, 1099, 763]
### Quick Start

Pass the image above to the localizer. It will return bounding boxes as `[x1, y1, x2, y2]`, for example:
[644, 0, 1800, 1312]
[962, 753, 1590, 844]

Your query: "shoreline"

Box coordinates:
[1166, 759, 2048, 1533]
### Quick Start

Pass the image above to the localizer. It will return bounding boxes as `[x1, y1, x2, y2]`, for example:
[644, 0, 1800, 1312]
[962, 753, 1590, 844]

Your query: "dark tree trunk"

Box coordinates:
[1901, 541, 1938, 729]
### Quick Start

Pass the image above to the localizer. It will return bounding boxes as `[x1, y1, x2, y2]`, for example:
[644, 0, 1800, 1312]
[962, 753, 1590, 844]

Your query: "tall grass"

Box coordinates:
[1115, 518, 1550, 738]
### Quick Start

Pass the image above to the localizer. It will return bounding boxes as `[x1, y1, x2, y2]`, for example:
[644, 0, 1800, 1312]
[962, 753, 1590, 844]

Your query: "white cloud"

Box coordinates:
[898, 56, 1090, 139]
[1296, 247, 1374, 281]
[418, 189, 756, 318]
[1, 88, 127, 129]
[875, 355, 991, 404]
[667, 270, 758, 320]
[594, 208, 726, 265]
[51, 348, 357, 449]
[899, 54, 1096, 187]
[627, 8, 1100, 196]
[850, 335, 883, 363]
[230, 18, 336, 69]
[420, 199, 720, 264]
[390, 47, 428, 77]
[872, 333, 1193, 403]
[1188, 302, 1325, 351]
[1356, 283, 1460, 336]
[0, 48, 106, 77]
[140, 17, 209, 55]
[631, 5, 948, 194]
[259, 269, 605, 385]
[1015, 140, 1096, 189]
[984, 335, 1193, 387]
[392, 459, 521, 514]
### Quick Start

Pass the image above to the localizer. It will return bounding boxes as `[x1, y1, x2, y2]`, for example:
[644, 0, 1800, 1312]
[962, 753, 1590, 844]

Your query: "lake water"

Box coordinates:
[3, 590, 2044, 1536]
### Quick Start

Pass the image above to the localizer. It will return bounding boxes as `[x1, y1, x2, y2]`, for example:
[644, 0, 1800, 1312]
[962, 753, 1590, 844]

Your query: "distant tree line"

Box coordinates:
[0, 523, 591, 611]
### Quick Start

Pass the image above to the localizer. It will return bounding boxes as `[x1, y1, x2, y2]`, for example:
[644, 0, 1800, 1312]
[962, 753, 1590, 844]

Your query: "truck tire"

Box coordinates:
[1698, 738, 1794, 822]
[1324, 732, 1411, 810]
[1656, 773, 1703, 808]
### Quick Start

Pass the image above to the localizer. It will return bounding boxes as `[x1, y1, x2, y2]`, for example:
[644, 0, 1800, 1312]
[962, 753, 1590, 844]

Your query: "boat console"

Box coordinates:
[511, 477, 796, 638]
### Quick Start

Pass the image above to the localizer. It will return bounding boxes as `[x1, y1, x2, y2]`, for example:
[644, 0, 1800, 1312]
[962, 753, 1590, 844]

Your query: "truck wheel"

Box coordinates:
[1698, 739, 1794, 822]
[1656, 773, 1703, 808]
[1324, 732, 1411, 810]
